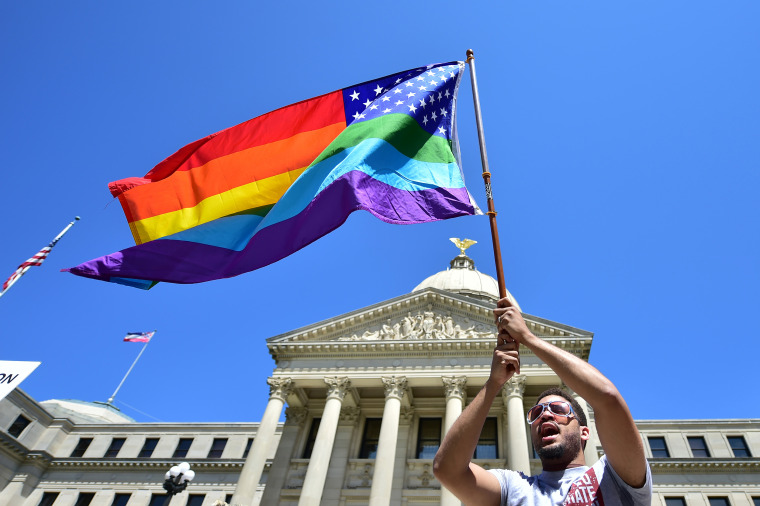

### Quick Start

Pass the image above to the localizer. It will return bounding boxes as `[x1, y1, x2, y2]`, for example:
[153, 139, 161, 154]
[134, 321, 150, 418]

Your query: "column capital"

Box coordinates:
[267, 377, 294, 402]
[400, 406, 415, 424]
[442, 376, 467, 401]
[381, 376, 408, 401]
[339, 406, 361, 425]
[324, 376, 351, 401]
[285, 407, 308, 427]
[502, 375, 526, 400]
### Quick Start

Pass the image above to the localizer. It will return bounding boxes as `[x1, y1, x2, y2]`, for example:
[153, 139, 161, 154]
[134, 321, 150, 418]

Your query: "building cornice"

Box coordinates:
[649, 458, 760, 473]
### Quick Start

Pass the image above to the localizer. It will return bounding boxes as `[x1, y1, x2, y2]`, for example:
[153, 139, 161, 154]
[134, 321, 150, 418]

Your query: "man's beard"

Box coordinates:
[536, 430, 582, 463]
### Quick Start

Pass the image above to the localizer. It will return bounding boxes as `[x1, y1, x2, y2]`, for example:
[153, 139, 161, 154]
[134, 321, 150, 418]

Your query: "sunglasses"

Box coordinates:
[526, 400, 575, 424]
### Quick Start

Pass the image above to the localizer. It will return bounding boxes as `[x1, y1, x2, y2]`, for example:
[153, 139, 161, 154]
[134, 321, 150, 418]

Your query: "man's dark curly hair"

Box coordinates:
[535, 387, 588, 428]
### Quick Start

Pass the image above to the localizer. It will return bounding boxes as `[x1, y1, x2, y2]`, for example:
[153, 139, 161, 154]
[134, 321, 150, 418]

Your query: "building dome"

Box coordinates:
[40, 399, 135, 424]
[412, 243, 521, 310]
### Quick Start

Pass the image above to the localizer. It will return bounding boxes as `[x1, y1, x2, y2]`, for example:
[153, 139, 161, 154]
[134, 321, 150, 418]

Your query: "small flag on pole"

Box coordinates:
[3, 246, 54, 291]
[123, 331, 155, 343]
[1, 217, 80, 298]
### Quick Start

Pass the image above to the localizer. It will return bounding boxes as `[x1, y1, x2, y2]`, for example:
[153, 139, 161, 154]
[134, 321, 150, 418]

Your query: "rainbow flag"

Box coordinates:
[66, 61, 480, 288]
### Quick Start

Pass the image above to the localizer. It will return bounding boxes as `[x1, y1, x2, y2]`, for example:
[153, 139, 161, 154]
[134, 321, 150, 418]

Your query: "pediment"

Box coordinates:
[267, 288, 591, 348]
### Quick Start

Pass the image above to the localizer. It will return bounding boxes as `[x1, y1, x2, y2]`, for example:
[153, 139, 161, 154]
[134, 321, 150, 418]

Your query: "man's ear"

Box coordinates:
[580, 425, 591, 442]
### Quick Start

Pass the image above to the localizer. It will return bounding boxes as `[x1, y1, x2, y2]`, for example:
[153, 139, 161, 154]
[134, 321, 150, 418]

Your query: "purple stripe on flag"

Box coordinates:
[66, 171, 475, 285]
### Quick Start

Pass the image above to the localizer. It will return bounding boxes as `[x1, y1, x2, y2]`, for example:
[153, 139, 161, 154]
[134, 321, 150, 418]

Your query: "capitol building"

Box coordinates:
[1, 245, 759, 506]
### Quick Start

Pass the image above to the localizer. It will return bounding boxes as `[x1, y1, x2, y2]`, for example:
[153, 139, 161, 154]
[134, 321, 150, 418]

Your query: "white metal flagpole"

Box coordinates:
[107, 331, 156, 405]
[0, 217, 81, 299]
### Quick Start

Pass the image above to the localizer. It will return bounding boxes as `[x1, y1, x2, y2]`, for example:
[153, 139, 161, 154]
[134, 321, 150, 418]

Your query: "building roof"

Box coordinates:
[412, 252, 521, 310]
[40, 398, 136, 424]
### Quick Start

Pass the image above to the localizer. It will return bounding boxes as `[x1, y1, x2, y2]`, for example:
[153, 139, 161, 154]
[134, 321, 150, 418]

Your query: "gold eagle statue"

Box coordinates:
[449, 237, 477, 256]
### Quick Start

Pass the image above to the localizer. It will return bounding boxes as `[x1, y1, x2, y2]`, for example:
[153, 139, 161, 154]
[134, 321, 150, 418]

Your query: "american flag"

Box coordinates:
[2, 243, 55, 292]
[123, 331, 155, 343]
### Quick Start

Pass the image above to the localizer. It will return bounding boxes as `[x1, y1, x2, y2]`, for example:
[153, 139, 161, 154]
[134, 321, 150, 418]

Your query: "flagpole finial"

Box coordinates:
[75, 216, 81, 221]
[466, 49, 475, 62]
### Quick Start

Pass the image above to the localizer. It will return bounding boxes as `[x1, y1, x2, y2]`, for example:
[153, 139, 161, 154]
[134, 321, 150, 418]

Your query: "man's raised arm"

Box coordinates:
[494, 297, 648, 488]
[433, 338, 521, 505]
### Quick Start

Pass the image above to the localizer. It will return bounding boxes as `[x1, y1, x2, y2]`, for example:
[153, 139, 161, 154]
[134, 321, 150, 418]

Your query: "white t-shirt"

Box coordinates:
[488, 456, 652, 506]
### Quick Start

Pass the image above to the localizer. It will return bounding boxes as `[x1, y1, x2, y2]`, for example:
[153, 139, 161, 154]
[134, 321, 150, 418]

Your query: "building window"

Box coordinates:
[74, 492, 95, 506]
[8, 414, 31, 438]
[242, 437, 254, 459]
[111, 494, 131, 506]
[416, 418, 442, 459]
[148, 495, 167, 506]
[208, 438, 228, 458]
[708, 498, 730, 506]
[751, 498, 760, 506]
[474, 418, 498, 459]
[70, 438, 93, 458]
[359, 418, 382, 459]
[186, 495, 205, 506]
[226, 495, 234, 504]
[728, 436, 752, 457]
[647, 436, 669, 458]
[665, 498, 687, 506]
[688, 436, 710, 457]
[104, 438, 125, 458]
[303, 418, 321, 458]
[38, 492, 59, 506]
[138, 438, 159, 458]
[173, 438, 193, 458]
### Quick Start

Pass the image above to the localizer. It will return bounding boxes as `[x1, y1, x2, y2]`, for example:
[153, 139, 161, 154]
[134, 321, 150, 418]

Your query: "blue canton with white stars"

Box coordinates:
[341, 62, 464, 140]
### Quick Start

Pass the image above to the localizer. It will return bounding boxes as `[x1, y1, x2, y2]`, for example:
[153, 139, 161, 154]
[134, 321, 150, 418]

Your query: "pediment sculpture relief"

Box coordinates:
[336, 311, 494, 341]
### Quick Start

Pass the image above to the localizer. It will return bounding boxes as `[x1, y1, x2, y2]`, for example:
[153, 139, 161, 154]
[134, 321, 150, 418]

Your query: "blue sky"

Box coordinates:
[1, 2, 758, 423]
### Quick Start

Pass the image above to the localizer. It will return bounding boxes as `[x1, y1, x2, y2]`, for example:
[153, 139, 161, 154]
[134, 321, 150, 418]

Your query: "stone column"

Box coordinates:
[503, 376, 530, 474]
[259, 407, 308, 505]
[232, 377, 293, 506]
[369, 376, 408, 505]
[567, 390, 600, 465]
[298, 377, 351, 506]
[440, 376, 467, 506]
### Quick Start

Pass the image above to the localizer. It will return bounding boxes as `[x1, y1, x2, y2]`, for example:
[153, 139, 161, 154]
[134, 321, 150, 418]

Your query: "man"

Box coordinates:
[433, 297, 651, 505]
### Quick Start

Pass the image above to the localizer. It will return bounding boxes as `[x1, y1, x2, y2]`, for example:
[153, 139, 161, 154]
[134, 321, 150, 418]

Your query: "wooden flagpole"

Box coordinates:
[466, 49, 507, 299]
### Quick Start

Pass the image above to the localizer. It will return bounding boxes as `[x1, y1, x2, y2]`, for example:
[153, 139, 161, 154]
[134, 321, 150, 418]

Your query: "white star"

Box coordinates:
[440, 75, 447, 82]
[449, 72, 455, 78]
[440, 108, 447, 117]
[427, 70, 436, 77]
[363, 99, 372, 108]
[383, 108, 392, 113]
[395, 78, 402, 84]
[382, 96, 391, 102]
[407, 92, 415, 98]
[438, 92, 443, 100]
[393, 88, 402, 94]
[429, 94, 436, 103]
[395, 100, 404, 106]
[408, 104, 417, 113]
[417, 75, 425, 81]
[431, 111, 438, 121]
[429, 80, 437, 86]
[405, 82, 414, 87]
[419, 98, 427, 108]
[370, 104, 379, 110]
[444, 89, 451, 98]
[422, 115, 429, 125]
[350, 90, 360, 101]
[352, 111, 365, 120]
[438, 126, 446, 135]
[419, 85, 427, 91]
[374, 85, 384, 96]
